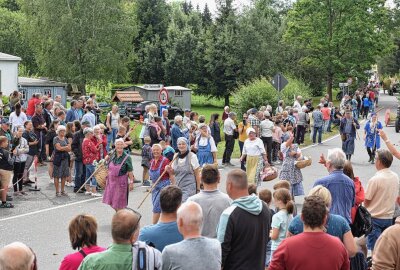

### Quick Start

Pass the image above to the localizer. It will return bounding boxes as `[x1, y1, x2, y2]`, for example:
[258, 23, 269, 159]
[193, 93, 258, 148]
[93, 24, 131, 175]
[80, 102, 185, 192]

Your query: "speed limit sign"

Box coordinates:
[158, 88, 169, 105]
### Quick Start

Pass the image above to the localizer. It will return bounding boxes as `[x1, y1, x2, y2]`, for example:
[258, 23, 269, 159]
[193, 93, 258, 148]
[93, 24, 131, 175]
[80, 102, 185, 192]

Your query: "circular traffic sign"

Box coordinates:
[159, 88, 169, 105]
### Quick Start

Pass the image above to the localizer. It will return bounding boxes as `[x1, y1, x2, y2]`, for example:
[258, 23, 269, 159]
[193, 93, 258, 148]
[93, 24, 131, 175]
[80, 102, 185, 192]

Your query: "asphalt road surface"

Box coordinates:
[1, 93, 399, 269]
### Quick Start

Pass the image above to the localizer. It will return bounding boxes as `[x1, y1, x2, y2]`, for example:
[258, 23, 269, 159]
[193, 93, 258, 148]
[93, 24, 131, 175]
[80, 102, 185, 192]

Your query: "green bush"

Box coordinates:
[232, 77, 312, 116]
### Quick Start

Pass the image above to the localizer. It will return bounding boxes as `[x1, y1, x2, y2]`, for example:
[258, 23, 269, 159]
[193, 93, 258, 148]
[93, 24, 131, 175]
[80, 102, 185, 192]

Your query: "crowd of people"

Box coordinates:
[1, 82, 400, 270]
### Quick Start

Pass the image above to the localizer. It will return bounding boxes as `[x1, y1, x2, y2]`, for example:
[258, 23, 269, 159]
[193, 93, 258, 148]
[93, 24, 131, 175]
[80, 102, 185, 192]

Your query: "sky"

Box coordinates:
[168, 0, 252, 14]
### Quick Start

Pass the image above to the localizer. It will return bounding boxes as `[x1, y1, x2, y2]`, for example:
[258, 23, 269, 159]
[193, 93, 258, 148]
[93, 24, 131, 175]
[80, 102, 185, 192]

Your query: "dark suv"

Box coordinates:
[118, 102, 139, 119]
[132, 101, 183, 120]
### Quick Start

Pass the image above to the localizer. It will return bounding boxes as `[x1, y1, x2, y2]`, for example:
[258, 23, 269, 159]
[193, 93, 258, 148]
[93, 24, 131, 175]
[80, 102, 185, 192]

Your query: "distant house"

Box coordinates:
[0, 52, 21, 96]
[115, 84, 192, 110]
[18, 77, 68, 107]
[112, 91, 144, 103]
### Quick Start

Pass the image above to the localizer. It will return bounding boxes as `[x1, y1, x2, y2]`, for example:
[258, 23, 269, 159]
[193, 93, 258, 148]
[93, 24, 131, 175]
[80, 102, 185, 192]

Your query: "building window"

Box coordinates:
[44, 89, 52, 97]
[174, 90, 182, 97]
[20, 89, 27, 100]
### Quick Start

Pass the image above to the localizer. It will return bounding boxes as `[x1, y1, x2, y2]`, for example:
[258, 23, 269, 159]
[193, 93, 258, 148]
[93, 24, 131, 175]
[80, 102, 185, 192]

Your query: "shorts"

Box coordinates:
[0, 169, 12, 188]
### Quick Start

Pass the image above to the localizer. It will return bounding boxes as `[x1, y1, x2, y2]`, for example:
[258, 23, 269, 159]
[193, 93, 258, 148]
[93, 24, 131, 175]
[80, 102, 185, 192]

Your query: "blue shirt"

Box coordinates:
[312, 110, 323, 127]
[288, 213, 351, 241]
[139, 221, 183, 252]
[314, 170, 355, 224]
[66, 108, 78, 123]
[170, 124, 188, 150]
[271, 209, 292, 250]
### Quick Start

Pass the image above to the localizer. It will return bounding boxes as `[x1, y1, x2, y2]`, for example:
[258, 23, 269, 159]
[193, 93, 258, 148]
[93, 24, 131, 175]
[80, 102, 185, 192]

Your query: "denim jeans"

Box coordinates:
[106, 128, 118, 152]
[323, 120, 330, 133]
[85, 164, 97, 187]
[313, 126, 323, 144]
[367, 218, 393, 251]
[74, 160, 86, 191]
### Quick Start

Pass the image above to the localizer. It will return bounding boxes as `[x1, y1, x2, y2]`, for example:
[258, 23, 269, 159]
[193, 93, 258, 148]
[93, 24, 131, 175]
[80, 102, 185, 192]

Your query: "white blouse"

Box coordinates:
[243, 138, 266, 156]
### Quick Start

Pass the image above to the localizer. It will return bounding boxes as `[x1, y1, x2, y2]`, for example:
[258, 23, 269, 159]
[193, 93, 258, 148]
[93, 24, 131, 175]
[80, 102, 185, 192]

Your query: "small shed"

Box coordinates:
[18, 77, 68, 107]
[112, 91, 144, 103]
[115, 84, 192, 110]
[0, 52, 21, 96]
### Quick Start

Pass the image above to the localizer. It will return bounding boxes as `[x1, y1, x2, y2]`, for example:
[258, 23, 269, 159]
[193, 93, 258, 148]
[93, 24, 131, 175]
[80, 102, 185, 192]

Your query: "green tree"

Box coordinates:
[285, 0, 392, 100]
[20, 0, 135, 91]
[202, 4, 212, 27]
[0, 0, 19, 11]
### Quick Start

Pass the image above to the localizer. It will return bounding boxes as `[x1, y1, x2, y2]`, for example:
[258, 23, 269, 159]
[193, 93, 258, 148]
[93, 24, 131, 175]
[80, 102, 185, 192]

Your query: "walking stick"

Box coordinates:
[29, 156, 41, 191]
[137, 155, 179, 209]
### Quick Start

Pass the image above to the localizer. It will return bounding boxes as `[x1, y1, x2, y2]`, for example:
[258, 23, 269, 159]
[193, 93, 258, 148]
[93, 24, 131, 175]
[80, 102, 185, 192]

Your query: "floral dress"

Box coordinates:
[278, 143, 304, 197]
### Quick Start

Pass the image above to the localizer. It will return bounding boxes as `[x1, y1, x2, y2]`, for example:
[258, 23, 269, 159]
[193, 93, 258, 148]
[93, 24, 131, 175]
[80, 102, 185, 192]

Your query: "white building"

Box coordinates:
[0, 52, 21, 96]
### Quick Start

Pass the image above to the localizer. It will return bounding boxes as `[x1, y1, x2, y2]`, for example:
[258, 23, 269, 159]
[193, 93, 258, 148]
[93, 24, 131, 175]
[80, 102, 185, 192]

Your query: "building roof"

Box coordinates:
[112, 91, 144, 103]
[0, 52, 21, 61]
[165, 86, 191, 91]
[18, 77, 67, 87]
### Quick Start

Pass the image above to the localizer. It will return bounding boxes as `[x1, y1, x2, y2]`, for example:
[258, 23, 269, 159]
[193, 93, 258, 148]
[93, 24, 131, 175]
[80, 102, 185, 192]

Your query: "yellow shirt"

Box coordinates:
[238, 122, 250, 142]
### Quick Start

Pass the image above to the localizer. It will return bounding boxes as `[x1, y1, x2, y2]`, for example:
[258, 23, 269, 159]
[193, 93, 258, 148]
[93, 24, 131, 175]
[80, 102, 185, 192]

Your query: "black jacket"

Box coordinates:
[22, 131, 38, 156]
[72, 130, 84, 161]
[0, 148, 13, 171]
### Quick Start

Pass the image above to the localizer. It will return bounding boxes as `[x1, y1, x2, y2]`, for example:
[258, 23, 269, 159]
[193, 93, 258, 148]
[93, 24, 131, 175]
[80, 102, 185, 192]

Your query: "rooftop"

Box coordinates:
[18, 77, 67, 87]
[112, 91, 144, 103]
[0, 52, 21, 61]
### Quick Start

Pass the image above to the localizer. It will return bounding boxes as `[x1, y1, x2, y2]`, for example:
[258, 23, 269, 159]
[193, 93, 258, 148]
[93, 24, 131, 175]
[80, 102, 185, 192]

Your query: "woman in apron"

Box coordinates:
[195, 123, 217, 167]
[364, 113, 382, 164]
[278, 134, 304, 199]
[166, 137, 200, 202]
[102, 139, 135, 211]
[239, 128, 267, 185]
[149, 144, 171, 224]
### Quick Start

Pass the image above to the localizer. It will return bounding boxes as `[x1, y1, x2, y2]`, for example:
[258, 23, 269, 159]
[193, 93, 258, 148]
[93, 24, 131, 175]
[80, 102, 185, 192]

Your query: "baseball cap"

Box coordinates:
[0, 118, 10, 125]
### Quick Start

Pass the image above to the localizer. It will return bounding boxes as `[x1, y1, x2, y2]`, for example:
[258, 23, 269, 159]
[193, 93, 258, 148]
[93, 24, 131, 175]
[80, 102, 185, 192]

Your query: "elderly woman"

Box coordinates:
[195, 123, 217, 167]
[166, 137, 200, 202]
[59, 214, 106, 270]
[53, 125, 71, 196]
[92, 125, 107, 161]
[82, 128, 101, 197]
[240, 128, 267, 185]
[12, 126, 29, 196]
[278, 133, 304, 199]
[149, 144, 171, 224]
[102, 138, 134, 211]
[287, 185, 357, 257]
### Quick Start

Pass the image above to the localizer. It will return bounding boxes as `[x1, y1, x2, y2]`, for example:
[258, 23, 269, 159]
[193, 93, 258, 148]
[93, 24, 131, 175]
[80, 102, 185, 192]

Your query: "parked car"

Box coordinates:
[97, 102, 111, 111]
[118, 102, 139, 119]
[132, 101, 183, 120]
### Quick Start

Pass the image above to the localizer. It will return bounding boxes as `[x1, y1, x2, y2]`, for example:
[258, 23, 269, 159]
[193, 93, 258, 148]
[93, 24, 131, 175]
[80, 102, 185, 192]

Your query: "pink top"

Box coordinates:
[59, 246, 106, 270]
[272, 126, 283, 143]
[320, 107, 331, 121]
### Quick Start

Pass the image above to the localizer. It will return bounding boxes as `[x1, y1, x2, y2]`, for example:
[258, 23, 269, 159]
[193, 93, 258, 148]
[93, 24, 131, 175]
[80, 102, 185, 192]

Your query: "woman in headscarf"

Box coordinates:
[102, 138, 134, 211]
[240, 128, 267, 185]
[166, 137, 200, 202]
[363, 112, 382, 164]
[278, 133, 304, 199]
[195, 123, 217, 167]
[149, 144, 170, 224]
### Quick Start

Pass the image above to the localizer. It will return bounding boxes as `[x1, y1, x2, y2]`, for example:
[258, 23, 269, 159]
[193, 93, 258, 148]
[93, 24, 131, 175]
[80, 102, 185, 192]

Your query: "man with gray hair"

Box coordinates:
[162, 201, 221, 270]
[314, 148, 355, 224]
[222, 112, 237, 167]
[365, 149, 399, 253]
[0, 242, 36, 270]
[170, 115, 188, 150]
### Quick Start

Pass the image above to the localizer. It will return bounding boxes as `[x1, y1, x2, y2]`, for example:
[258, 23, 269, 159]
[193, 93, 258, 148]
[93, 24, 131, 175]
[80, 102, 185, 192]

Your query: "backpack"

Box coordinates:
[350, 205, 373, 237]
[132, 241, 162, 270]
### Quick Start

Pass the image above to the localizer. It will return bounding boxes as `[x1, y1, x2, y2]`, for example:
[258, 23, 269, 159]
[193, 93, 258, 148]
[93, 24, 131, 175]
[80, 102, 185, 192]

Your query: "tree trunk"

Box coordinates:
[327, 74, 333, 101]
[224, 94, 230, 106]
[77, 83, 86, 95]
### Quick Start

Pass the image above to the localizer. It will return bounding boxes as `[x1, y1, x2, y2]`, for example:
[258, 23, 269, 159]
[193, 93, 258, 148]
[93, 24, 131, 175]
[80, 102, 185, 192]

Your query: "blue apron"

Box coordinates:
[197, 136, 213, 166]
[149, 157, 170, 213]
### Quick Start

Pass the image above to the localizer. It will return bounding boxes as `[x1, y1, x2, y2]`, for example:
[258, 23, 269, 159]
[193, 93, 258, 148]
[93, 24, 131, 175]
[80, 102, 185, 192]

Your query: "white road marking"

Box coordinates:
[0, 197, 102, 222]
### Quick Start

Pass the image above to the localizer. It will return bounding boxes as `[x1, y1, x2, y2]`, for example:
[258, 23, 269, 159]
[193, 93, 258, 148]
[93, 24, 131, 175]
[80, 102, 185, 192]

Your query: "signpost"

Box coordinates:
[270, 73, 289, 110]
[158, 87, 169, 105]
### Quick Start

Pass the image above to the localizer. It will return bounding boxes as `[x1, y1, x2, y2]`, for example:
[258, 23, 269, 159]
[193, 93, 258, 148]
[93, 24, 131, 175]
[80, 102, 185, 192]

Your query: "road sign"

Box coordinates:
[270, 73, 288, 92]
[160, 105, 168, 115]
[158, 88, 169, 105]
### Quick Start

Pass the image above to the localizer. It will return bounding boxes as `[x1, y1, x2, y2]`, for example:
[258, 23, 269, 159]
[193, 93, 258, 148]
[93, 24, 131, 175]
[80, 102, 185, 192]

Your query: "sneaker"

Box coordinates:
[226, 162, 235, 167]
[91, 193, 102, 197]
[85, 191, 92, 195]
[0, 202, 14, 208]
[142, 180, 151, 187]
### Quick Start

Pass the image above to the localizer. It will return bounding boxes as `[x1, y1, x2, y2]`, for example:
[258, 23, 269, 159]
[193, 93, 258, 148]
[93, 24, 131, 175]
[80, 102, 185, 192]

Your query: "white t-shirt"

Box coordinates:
[172, 153, 200, 170]
[243, 138, 265, 156]
[9, 112, 27, 133]
[293, 101, 301, 110]
[260, 119, 274, 137]
[223, 117, 236, 135]
[195, 136, 217, 152]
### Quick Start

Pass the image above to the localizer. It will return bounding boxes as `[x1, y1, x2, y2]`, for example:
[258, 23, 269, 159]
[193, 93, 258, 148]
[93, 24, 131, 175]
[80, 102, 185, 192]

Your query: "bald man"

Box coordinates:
[80, 209, 161, 270]
[162, 201, 221, 270]
[217, 169, 271, 270]
[0, 242, 36, 270]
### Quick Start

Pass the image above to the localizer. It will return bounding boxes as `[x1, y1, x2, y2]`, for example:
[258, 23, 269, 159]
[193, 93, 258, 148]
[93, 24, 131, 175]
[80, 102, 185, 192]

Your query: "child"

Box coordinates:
[160, 140, 175, 161]
[259, 188, 275, 268]
[248, 184, 257, 196]
[141, 136, 152, 187]
[273, 180, 297, 216]
[270, 188, 294, 263]
[272, 120, 283, 164]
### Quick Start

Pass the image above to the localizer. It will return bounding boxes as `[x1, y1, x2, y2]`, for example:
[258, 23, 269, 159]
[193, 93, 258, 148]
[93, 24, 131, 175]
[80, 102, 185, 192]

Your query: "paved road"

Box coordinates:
[1, 93, 399, 269]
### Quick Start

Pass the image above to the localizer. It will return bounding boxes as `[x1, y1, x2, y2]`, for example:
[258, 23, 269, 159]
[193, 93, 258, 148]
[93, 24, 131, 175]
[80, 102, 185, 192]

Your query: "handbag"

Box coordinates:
[295, 156, 312, 169]
[350, 205, 373, 237]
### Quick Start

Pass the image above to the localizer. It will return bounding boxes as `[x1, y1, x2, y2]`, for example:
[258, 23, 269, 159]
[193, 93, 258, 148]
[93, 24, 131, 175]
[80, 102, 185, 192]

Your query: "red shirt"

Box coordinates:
[269, 232, 350, 270]
[150, 157, 169, 181]
[26, 97, 40, 116]
[351, 177, 365, 222]
[369, 91, 375, 101]
[90, 135, 107, 160]
[82, 138, 99, 165]
[59, 245, 106, 270]
[321, 107, 331, 121]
